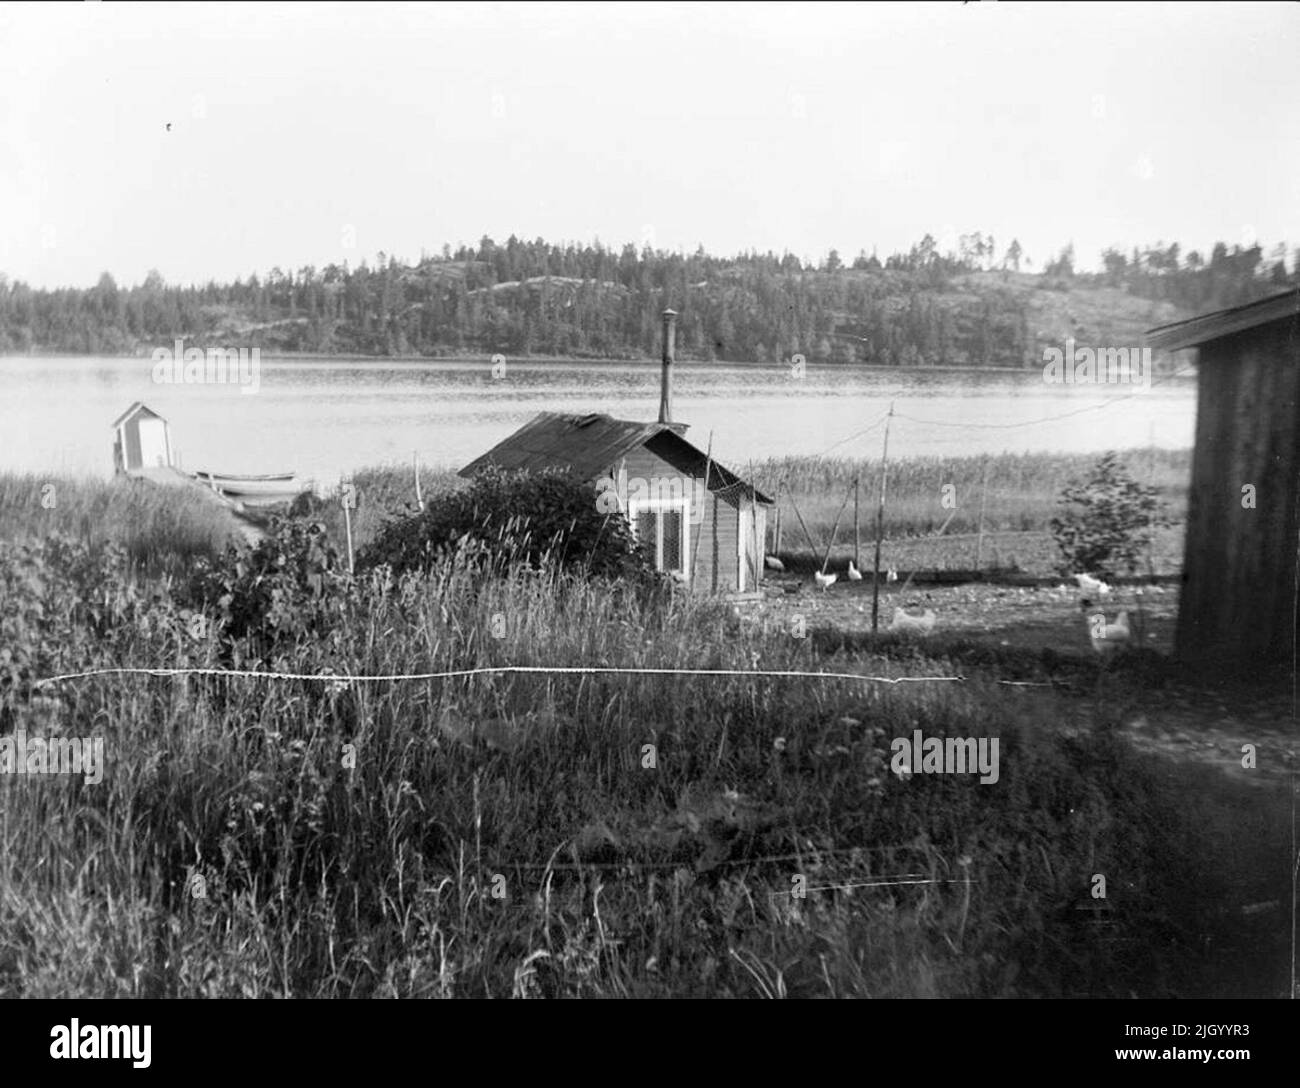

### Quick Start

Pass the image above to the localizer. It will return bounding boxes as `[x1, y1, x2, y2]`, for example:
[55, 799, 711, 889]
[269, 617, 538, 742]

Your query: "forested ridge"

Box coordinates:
[2, 235, 1293, 365]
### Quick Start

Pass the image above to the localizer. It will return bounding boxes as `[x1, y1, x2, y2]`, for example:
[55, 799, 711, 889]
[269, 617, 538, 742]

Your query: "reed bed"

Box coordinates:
[752, 447, 1190, 544]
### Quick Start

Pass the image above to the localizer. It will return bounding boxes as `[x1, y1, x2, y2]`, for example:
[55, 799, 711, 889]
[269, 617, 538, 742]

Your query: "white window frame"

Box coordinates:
[628, 497, 691, 580]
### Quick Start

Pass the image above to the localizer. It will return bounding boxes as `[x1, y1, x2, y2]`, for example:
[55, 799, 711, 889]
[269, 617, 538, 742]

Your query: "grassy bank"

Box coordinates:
[0, 473, 241, 575]
[0, 480, 1287, 997]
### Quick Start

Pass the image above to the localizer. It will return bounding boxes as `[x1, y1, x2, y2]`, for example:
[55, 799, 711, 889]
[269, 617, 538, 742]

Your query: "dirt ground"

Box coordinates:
[745, 575, 1297, 790]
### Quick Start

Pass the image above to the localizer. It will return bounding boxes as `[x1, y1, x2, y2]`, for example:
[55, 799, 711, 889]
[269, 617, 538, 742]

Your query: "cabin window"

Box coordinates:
[628, 498, 690, 577]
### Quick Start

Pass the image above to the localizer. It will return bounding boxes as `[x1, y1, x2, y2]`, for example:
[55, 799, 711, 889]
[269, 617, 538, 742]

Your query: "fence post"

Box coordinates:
[871, 403, 894, 633]
[690, 430, 713, 587]
[342, 480, 355, 575]
[854, 473, 861, 569]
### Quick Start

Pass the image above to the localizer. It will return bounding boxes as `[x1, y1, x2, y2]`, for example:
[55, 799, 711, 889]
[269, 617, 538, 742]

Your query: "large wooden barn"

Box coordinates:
[1145, 288, 1300, 669]
[459, 311, 773, 593]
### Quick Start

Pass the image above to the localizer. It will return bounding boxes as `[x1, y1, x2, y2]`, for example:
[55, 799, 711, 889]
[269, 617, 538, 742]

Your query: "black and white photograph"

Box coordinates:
[0, 0, 1295, 1060]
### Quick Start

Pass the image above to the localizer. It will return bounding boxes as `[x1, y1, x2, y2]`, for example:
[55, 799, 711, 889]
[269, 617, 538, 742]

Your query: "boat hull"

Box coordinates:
[192, 470, 309, 506]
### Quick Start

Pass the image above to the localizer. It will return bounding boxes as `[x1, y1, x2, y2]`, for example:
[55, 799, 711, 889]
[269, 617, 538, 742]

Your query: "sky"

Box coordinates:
[1, 0, 1296, 288]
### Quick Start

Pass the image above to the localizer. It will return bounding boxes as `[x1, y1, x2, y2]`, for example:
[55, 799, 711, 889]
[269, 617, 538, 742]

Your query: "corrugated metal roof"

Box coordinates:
[643, 431, 773, 505]
[1145, 288, 1300, 352]
[458, 412, 773, 504]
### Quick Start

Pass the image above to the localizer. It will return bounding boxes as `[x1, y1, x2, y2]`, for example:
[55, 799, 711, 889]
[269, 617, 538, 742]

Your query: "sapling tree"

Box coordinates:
[1049, 451, 1171, 577]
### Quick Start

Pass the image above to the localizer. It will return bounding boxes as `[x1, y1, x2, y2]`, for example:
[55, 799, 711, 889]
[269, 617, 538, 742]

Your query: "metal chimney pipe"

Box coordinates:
[659, 308, 677, 424]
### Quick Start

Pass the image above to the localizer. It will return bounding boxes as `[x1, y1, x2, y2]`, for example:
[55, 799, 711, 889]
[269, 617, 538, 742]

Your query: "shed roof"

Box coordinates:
[458, 411, 772, 504]
[110, 401, 167, 429]
[1145, 288, 1300, 352]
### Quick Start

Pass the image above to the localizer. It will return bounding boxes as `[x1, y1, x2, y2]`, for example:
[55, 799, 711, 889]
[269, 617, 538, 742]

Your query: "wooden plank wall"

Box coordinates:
[615, 447, 741, 593]
[1176, 320, 1300, 667]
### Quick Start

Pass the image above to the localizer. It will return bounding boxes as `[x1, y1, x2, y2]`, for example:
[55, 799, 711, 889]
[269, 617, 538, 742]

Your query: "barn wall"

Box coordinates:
[1177, 320, 1300, 667]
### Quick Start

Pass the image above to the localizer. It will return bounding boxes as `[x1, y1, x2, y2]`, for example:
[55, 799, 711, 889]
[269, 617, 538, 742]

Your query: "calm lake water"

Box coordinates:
[1, 355, 1197, 487]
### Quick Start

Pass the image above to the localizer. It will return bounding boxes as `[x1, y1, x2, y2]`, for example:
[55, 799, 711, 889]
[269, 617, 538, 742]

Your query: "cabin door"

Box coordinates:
[137, 418, 170, 468]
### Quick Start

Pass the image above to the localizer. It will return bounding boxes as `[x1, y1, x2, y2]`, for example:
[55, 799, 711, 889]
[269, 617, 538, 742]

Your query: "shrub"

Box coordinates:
[1049, 451, 1171, 576]
[183, 518, 352, 663]
[0, 533, 180, 727]
[357, 467, 656, 584]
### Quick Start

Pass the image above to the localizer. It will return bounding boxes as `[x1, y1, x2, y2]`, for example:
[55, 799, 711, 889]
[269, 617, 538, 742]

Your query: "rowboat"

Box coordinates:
[192, 469, 310, 507]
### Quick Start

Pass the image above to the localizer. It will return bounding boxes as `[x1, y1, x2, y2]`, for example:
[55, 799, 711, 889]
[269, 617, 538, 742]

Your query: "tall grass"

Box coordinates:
[0, 527, 1286, 998]
[0, 473, 237, 574]
[307, 463, 465, 554]
[752, 448, 1191, 569]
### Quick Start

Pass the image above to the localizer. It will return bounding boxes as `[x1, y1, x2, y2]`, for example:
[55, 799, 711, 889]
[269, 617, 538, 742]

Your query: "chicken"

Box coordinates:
[846, 560, 863, 581]
[814, 570, 837, 590]
[890, 608, 936, 634]
[886, 568, 898, 583]
[1073, 572, 1112, 597]
[1083, 605, 1130, 654]
[764, 555, 785, 572]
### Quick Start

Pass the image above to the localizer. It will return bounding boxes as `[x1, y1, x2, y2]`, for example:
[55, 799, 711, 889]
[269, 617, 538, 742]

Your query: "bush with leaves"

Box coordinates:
[183, 518, 352, 664]
[357, 466, 657, 585]
[1049, 451, 1171, 577]
[0, 534, 195, 729]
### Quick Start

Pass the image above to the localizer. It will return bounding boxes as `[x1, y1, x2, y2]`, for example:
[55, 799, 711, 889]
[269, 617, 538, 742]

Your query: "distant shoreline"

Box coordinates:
[0, 350, 1193, 378]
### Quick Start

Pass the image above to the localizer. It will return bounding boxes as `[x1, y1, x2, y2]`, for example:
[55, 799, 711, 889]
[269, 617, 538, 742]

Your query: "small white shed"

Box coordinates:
[111, 401, 173, 474]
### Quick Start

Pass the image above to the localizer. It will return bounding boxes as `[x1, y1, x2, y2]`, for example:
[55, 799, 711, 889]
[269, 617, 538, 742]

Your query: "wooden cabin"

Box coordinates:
[459, 411, 773, 592]
[1145, 288, 1300, 669]
[459, 310, 773, 593]
[111, 401, 173, 475]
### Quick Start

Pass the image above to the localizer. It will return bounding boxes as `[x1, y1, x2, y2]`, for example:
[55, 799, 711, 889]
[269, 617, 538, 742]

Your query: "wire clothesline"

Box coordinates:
[889, 364, 1193, 431]
[29, 663, 1054, 690]
[32, 663, 969, 689]
[749, 369, 1192, 499]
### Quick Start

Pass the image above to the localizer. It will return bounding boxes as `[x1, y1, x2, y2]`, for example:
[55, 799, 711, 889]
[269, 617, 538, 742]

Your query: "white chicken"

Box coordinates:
[886, 568, 898, 583]
[764, 555, 786, 572]
[1073, 573, 1112, 597]
[846, 560, 863, 581]
[814, 570, 837, 591]
[890, 608, 936, 634]
[1084, 606, 1130, 655]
